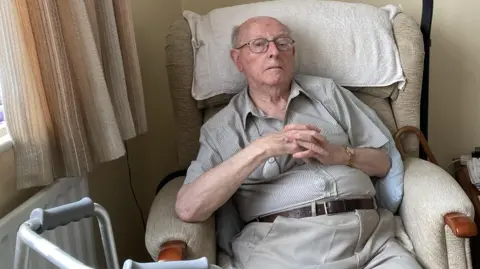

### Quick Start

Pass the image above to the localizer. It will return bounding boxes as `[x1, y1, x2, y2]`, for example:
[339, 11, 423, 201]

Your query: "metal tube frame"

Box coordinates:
[13, 203, 119, 269]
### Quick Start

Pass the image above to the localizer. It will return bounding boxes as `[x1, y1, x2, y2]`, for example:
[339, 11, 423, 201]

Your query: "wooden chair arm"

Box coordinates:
[444, 212, 478, 238]
[394, 126, 438, 165]
[157, 240, 186, 261]
[395, 127, 478, 238]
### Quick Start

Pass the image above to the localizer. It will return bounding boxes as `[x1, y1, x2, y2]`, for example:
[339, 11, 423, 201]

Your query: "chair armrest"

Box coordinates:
[444, 212, 477, 238]
[145, 176, 216, 264]
[399, 157, 475, 268]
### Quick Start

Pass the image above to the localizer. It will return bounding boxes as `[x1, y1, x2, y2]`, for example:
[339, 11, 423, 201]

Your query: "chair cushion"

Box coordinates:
[184, 0, 405, 101]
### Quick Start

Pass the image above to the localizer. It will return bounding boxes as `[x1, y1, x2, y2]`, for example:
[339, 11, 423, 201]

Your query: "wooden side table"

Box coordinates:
[455, 165, 480, 267]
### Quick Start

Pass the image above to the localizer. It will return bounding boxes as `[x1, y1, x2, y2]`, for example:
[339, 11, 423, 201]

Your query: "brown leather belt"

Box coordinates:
[253, 198, 376, 223]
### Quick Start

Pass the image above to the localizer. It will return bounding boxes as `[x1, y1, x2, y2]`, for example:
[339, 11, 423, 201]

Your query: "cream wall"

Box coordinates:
[182, 0, 261, 14]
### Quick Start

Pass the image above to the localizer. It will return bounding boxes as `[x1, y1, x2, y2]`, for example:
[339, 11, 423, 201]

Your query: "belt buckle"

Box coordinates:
[323, 200, 347, 215]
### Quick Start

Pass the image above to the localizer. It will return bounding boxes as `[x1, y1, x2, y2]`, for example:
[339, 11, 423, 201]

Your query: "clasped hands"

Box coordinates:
[254, 124, 348, 166]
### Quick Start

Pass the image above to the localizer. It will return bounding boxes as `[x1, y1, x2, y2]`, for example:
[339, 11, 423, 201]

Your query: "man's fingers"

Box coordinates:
[292, 149, 323, 160]
[305, 124, 321, 133]
[288, 130, 327, 144]
[284, 124, 322, 133]
[295, 140, 328, 156]
[284, 124, 308, 131]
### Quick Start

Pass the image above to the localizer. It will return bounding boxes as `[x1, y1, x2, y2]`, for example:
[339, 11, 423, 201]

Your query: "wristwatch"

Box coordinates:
[344, 146, 355, 167]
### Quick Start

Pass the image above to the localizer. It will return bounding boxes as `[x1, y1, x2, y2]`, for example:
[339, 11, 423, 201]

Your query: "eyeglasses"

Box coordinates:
[235, 37, 295, 54]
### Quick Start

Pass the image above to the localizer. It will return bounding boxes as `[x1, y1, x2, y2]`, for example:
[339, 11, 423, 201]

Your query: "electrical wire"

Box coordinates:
[125, 141, 146, 231]
[445, 158, 461, 176]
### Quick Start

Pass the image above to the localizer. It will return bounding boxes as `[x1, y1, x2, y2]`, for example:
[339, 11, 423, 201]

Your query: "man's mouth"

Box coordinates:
[266, 66, 282, 70]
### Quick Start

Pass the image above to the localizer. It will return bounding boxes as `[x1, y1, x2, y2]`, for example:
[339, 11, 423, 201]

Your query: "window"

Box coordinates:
[0, 85, 12, 151]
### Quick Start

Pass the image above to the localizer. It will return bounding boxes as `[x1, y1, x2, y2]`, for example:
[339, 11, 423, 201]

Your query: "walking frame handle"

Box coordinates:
[30, 197, 94, 233]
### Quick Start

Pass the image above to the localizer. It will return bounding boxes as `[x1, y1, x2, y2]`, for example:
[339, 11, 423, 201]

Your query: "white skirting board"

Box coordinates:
[0, 177, 97, 269]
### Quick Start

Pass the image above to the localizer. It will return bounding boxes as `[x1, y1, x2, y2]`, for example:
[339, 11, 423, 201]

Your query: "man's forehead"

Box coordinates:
[240, 16, 289, 39]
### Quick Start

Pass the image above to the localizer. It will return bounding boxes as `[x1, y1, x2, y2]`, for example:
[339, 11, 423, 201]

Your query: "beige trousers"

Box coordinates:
[228, 208, 422, 269]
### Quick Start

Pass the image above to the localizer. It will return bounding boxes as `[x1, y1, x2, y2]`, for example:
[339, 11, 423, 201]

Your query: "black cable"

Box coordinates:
[419, 0, 434, 160]
[125, 141, 146, 231]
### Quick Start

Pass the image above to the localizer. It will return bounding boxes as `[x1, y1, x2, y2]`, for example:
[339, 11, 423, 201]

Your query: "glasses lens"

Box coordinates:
[249, 38, 268, 53]
[275, 37, 293, 51]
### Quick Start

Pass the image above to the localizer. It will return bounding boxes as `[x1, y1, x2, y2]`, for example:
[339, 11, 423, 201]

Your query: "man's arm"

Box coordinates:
[176, 144, 266, 223]
[176, 131, 302, 223]
[340, 147, 390, 178]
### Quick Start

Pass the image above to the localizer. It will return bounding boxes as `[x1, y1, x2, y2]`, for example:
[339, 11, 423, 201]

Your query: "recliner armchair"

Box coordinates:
[145, 4, 477, 269]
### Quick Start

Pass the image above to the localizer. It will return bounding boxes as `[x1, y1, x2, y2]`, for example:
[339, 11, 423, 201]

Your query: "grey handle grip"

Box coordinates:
[122, 257, 209, 269]
[30, 197, 95, 234]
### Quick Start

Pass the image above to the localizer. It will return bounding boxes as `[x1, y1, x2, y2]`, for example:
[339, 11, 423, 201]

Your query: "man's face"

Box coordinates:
[231, 17, 295, 87]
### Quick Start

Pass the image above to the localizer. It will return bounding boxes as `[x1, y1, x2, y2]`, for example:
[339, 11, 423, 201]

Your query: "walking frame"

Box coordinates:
[13, 197, 210, 269]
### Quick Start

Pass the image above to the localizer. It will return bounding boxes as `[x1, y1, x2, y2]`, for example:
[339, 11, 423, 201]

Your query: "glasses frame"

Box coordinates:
[235, 36, 295, 54]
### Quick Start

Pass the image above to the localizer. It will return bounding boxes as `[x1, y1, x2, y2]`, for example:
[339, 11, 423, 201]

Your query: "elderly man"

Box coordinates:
[175, 16, 421, 269]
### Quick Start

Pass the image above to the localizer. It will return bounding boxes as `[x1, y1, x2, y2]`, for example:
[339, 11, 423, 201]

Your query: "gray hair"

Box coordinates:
[231, 23, 292, 48]
[231, 25, 242, 48]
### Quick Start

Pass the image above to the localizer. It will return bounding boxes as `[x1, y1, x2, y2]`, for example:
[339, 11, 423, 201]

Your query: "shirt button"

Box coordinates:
[268, 157, 275, 163]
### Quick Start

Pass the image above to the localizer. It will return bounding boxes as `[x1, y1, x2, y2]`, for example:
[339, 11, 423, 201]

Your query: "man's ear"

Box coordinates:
[230, 49, 243, 72]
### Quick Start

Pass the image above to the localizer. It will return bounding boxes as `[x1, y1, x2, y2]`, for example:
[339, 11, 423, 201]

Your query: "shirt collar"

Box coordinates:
[240, 79, 311, 129]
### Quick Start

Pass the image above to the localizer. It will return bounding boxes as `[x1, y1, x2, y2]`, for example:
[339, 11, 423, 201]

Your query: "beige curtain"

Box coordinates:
[0, 0, 147, 189]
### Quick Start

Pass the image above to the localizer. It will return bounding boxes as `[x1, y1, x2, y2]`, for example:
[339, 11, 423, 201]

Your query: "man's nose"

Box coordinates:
[266, 41, 280, 58]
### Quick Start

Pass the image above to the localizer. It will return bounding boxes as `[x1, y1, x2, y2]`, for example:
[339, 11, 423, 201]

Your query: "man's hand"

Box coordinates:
[251, 130, 304, 158]
[283, 124, 349, 166]
[284, 124, 391, 177]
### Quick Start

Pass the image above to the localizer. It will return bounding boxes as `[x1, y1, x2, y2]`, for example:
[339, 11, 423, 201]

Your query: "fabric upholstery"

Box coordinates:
[400, 157, 474, 269]
[445, 226, 472, 269]
[348, 84, 398, 100]
[166, 19, 203, 169]
[390, 13, 425, 153]
[145, 176, 216, 263]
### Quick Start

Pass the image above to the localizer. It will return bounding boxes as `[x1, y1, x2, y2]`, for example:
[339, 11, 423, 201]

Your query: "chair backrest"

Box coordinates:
[165, 10, 424, 169]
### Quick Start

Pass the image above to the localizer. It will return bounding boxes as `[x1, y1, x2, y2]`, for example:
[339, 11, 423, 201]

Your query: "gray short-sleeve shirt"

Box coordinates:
[184, 77, 389, 222]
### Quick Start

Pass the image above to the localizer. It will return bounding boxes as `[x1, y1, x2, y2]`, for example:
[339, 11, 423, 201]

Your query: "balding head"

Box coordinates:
[230, 16, 295, 90]
[231, 16, 291, 48]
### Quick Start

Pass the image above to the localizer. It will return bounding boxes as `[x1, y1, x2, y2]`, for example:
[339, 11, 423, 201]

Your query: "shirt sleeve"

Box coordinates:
[183, 126, 223, 184]
[325, 81, 389, 149]
[325, 81, 405, 213]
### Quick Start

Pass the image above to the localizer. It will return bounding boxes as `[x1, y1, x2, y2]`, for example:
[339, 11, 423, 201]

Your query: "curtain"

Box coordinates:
[0, 0, 147, 189]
